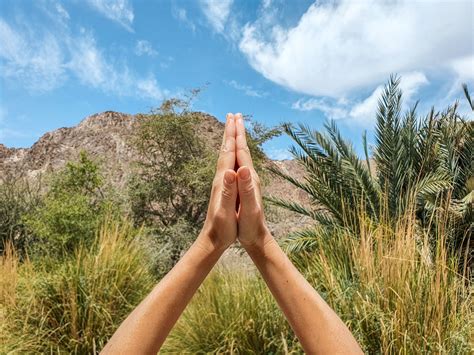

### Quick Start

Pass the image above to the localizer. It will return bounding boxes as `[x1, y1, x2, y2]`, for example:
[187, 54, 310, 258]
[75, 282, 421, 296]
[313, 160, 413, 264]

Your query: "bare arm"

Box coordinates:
[101, 114, 239, 354]
[234, 114, 363, 354]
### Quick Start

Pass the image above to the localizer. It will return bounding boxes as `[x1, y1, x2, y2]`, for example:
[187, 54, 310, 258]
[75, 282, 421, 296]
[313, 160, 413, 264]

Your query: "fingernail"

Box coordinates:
[224, 170, 235, 184]
[235, 113, 242, 120]
[239, 166, 251, 180]
[226, 113, 233, 121]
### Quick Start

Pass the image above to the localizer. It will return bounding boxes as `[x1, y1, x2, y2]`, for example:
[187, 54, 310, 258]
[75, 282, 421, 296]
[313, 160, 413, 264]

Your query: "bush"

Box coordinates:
[0, 219, 155, 354]
[292, 206, 472, 353]
[25, 152, 120, 257]
[0, 171, 41, 255]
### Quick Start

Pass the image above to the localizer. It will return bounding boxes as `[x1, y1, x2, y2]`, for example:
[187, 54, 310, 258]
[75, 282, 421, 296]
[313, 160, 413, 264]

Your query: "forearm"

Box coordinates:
[245, 233, 362, 354]
[102, 233, 223, 354]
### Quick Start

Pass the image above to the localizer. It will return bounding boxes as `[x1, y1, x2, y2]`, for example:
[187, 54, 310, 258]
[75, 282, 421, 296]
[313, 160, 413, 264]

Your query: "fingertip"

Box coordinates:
[237, 166, 251, 180]
[224, 169, 236, 184]
[226, 113, 234, 121]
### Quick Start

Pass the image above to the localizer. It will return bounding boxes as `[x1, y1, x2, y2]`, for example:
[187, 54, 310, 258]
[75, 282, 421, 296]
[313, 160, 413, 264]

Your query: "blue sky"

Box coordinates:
[0, 0, 473, 159]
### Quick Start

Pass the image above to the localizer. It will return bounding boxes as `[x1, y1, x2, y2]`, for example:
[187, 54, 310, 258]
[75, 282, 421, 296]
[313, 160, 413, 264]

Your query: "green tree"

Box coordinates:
[268, 76, 473, 260]
[129, 95, 281, 266]
[25, 152, 115, 256]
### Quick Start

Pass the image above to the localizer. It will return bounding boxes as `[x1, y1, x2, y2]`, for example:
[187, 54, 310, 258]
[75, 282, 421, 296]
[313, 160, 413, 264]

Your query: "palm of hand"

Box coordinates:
[202, 113, 269, 252]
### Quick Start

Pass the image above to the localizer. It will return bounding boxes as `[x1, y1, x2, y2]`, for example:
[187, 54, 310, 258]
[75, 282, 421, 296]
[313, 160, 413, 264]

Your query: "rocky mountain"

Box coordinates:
[0, 111, 311, 238]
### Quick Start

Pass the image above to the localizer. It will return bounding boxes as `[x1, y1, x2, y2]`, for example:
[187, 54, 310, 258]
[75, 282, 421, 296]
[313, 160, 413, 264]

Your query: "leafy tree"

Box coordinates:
[268, 76, 473, 261]
[25, 152, 115, 256]
[129, 94, 281, 265]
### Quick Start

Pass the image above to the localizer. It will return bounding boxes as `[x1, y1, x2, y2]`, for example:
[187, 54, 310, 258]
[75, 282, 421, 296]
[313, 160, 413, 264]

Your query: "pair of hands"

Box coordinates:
[198, 113, 271, 253]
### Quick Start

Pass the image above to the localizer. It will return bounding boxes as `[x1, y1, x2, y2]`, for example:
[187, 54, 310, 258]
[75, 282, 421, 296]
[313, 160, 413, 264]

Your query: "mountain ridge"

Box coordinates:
[0, 111, 310, 238]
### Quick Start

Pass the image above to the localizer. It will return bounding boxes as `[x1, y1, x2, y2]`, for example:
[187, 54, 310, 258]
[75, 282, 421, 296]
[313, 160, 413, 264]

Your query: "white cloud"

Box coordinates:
[240, 0, 473, 97]
[293, 72, 429, 125]
[199, 0, 233, 33]
[67, 32, 164, 100]
[55, 3, 70, 21]
[226, 80, 267, 98]
[451, 55, 474, 81]
[292, 97, 347, 119]
[172, 6, 196, 32]
[265, 147, 293, 160]
[136, 77, 165, 101]
[0, 18, 164, 101]
[0, 19, 66, 91]
[86, 0, 134, 31]
[135, 40, 158, 57]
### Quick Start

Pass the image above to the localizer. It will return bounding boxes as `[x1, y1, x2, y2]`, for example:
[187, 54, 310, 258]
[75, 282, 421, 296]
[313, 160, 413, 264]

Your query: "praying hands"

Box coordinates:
[102, 113, 362, 355]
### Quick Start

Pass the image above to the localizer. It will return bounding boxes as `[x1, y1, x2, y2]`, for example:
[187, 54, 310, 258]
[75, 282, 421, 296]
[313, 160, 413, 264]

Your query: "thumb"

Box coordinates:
[237, 166, 257, 213]
[221, 169, 238, 211]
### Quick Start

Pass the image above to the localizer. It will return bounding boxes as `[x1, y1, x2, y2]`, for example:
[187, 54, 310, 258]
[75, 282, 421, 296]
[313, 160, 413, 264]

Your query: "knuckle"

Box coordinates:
[221, 186, 233, 200]
[240, 184, 254, 196]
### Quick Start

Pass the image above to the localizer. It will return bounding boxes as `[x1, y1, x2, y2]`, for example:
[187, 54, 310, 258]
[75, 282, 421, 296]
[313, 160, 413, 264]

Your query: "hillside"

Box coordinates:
[0, 111, 311, 239]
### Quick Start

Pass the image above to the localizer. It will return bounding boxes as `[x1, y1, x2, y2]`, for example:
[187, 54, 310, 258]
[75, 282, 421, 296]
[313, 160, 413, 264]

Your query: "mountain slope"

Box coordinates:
[0, 111, 310, 238]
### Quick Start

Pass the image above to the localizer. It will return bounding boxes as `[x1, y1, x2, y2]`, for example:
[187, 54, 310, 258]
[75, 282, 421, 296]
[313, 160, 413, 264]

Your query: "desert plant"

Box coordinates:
[268, 77, 473, 259]
[295, 203, 472, 353]
[0, 219, 155, 354]
[24, 152, 119, 257]
[0, 170, 41, 255]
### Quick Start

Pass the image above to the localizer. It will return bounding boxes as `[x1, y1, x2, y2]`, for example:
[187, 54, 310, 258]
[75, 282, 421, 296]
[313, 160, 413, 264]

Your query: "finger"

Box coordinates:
[221, 169, 238, 212]
[236, 166, 258, 213]
[235, 113, 254, 169]
[217, 113, 236, 173]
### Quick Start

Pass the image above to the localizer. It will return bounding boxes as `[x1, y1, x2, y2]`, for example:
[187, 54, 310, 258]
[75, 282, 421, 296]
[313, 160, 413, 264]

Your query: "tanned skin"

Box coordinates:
[101, 113, 362, 355]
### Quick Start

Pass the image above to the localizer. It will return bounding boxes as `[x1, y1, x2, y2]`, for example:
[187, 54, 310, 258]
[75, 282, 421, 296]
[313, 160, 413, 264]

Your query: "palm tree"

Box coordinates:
[268, 76, 473, 259]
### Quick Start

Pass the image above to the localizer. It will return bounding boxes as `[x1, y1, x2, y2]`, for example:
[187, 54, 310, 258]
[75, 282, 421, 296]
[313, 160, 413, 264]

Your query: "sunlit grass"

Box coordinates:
[0, 220, 155, 354]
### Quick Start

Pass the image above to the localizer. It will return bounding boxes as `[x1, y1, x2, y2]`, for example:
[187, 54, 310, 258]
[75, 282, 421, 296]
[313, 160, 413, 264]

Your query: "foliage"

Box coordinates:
[0, 219, 155, 354]
[294, 206, 472, 354]
[268, 76, 473, 260]
[129, 94, 281, 267]
[24, 152, 118, 257]
[162, 268, 302, 354]
[0, 170, 41, 255]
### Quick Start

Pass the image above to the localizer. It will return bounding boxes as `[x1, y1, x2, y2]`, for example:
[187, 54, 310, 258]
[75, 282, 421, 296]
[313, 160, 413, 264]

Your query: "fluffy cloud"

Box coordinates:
[240, 0, 473, 97]
[86, 0, 134, 31]
[293, 72, 429, 124]
[199, 0, 233, 33]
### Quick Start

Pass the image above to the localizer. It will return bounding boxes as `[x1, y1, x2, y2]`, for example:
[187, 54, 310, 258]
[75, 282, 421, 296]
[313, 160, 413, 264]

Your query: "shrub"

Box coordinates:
[0, 170, 41, 255]
[269, 77, 473, 261]
[0, 219, 155, 354]
[295, 206, 472, 353]
[24, 152, 120, 257]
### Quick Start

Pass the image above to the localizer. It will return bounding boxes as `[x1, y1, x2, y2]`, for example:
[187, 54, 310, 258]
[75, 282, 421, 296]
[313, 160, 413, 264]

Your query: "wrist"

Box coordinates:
[241, 229, 275, 254]
[195, 231, 229, 256]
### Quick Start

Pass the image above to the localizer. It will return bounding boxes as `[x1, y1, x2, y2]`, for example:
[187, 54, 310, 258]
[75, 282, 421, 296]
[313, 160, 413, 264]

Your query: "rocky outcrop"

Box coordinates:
[0, 111, 311, 238]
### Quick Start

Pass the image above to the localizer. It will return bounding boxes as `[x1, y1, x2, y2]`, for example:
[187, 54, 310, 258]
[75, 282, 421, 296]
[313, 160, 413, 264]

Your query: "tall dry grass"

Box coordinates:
[162, 267, 302, 354]
[0, 220, 155, 354]
[297, 206, 473, 353]
[163, 204, 472, 354]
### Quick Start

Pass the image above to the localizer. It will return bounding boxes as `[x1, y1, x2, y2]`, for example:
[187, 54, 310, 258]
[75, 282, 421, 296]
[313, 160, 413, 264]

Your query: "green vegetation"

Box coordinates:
[268, 76, 473, 263]
[0, 80, 472, 353]
[129, 95, 280, 268]
[1, 220, 155, 354]
[25, 152, 120, 257]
